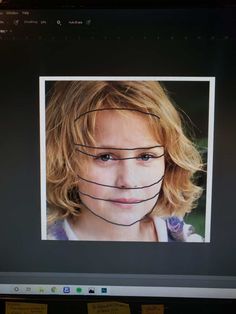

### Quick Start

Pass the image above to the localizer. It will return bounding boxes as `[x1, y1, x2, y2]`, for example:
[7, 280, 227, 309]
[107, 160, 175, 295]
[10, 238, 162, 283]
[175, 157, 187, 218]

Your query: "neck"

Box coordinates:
[69, 209, 156, 241]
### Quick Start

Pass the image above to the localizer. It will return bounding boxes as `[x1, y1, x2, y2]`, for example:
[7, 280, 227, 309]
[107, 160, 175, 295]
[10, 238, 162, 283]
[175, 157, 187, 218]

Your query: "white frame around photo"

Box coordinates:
[39, 76, 215, 242]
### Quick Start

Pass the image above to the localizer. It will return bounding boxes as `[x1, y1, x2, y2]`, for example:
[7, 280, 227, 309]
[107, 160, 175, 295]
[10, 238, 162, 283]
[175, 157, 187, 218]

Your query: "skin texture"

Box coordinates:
[72, 111, 165, 241]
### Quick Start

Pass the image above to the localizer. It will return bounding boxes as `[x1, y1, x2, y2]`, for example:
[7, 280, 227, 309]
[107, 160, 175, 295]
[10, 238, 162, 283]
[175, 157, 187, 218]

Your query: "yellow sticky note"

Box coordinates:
[87, 301, 130, 314]
[5, 302, 47, 314]
[141, 304, 164, 314]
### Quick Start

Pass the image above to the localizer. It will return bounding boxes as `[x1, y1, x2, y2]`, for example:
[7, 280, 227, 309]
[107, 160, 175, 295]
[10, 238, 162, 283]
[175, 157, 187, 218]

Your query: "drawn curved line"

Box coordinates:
[78, 189, 160, 204]
[80, 197, 159, 227]
[77, 174, 164, 190]
[75, 147, 165, 161]
[74, 143, 164, 150]
[74, 107, 160, 123]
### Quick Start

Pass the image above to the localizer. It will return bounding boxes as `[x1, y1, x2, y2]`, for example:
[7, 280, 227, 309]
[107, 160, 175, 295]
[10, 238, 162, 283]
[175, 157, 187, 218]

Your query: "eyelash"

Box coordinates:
[137, 153, 156, 161]
[95, 153, 157, 162]
[95, 153, 114, 162]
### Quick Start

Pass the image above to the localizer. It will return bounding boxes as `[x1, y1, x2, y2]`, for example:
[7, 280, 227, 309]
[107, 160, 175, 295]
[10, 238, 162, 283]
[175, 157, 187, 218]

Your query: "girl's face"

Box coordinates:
[77, 110, 165, 226]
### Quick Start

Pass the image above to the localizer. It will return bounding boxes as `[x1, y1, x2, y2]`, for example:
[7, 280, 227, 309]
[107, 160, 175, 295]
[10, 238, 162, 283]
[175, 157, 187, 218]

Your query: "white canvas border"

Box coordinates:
[39, 76, 215, 242]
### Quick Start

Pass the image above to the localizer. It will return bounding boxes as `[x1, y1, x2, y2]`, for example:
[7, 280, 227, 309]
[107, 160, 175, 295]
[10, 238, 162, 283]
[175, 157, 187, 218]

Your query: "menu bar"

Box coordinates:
[0, 9, 94, 39]
[0, 9, 235, 40]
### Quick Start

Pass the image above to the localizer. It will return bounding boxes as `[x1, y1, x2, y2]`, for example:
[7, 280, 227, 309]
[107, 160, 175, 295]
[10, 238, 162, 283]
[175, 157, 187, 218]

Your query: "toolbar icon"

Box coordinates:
[88, 287, 95, 294]
[86, 19, 91, 26]
[38, 287, 45, 293]
[63, 286, 70, 293]
[76, 287, 83, 293]
[51, 286, 58, 293]
[13, 19, 19, 26]
[101, 287, 107, 294]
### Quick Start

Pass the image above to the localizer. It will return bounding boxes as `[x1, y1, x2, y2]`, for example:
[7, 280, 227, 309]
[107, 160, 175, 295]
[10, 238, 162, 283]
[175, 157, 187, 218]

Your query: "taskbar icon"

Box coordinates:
[7, 284, 110, 296]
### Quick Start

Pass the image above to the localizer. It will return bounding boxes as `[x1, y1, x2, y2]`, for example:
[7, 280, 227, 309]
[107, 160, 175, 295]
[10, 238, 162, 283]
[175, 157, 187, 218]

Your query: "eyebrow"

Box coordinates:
[74, 143, 164, 150]
[75, 147, 165, 160]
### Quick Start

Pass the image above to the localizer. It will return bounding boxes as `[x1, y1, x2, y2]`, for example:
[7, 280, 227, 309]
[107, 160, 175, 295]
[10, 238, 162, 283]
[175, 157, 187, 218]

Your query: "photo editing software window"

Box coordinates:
[0, 7, 236, 299]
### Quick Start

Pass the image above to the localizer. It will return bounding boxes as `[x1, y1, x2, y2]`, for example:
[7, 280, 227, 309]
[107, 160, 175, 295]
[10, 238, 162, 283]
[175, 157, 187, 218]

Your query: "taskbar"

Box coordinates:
[0, 284, 236, 299]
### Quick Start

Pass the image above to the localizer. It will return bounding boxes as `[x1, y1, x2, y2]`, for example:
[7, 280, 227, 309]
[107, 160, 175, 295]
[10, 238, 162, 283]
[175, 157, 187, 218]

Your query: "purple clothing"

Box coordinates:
[47, 216, 203, 242]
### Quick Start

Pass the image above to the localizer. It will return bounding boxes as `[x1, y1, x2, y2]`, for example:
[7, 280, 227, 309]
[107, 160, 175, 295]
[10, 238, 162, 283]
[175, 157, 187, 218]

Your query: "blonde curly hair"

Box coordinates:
[46, 80, 203, 222]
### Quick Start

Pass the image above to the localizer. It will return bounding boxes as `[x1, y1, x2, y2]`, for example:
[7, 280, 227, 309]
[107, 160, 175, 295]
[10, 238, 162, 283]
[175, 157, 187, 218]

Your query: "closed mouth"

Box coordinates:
[109, 198, 141, 204]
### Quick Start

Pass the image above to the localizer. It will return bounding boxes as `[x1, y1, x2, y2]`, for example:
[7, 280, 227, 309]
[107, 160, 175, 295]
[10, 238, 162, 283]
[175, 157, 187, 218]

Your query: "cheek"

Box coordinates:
[140, 161, 165, 196]
[153, 159, 165, 176]
[79, 166, 114, 196]
[138, 161, 165, 183]
[79, 160, 165, 189]
[84, 165, 116, 186]
[78, 179, 108, 206]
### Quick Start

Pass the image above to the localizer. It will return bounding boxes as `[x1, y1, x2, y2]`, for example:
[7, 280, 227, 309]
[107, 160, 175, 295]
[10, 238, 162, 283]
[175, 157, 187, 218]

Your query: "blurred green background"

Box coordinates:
[164, 82, 211, 239]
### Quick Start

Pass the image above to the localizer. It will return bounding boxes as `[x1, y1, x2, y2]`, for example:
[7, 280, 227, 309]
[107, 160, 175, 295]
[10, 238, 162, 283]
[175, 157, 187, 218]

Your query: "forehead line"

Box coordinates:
[74, 107, 160, 122]
[75, 144, 164, 150]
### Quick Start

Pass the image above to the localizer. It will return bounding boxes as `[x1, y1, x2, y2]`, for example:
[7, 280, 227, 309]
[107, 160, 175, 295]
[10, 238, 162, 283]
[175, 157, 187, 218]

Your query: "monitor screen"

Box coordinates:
[0, 5, 236, 299]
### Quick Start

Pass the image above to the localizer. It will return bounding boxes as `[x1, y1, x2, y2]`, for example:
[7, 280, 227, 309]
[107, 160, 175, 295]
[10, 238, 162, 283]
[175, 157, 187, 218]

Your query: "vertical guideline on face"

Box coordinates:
[39, 76, 215, 242]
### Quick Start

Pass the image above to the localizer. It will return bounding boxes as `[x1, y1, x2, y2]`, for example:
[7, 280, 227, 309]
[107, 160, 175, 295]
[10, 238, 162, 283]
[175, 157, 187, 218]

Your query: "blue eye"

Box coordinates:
[138, 154, 154, 161]
[97, 154, 113, 161]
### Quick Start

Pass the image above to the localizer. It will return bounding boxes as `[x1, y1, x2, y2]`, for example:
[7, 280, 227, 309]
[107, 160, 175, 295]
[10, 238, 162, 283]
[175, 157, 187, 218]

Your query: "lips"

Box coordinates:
[109, 198, 141, 204]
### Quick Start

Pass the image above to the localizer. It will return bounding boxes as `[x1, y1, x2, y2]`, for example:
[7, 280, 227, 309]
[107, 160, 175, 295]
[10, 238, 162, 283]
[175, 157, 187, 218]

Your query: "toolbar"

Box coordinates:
[0, 9, 234, 40]
[0, 284, 236, 298]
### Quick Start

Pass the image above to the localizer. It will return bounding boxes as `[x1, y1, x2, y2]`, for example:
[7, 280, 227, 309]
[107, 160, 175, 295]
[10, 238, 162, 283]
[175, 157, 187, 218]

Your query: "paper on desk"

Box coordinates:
[141, 304, 164, 314]
[87, 301, 130, 314]
[5, 302, 47, 314]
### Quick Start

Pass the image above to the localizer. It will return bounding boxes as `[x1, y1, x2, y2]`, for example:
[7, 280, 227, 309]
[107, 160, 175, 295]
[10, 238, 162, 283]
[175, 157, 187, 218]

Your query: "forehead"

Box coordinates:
[94, 110, 158, 147]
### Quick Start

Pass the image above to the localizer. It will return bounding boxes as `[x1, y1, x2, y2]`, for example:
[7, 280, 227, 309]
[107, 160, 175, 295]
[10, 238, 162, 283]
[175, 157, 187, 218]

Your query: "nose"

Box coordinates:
[115, 160, 137, 189]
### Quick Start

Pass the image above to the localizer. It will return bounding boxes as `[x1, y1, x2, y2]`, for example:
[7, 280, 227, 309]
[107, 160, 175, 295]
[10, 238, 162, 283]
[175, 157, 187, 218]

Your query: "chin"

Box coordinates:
[106, 212, 145, 226]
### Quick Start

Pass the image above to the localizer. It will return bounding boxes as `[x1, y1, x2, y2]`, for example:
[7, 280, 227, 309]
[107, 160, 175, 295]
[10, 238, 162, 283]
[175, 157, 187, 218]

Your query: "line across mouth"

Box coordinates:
[109, 198, 141, 204]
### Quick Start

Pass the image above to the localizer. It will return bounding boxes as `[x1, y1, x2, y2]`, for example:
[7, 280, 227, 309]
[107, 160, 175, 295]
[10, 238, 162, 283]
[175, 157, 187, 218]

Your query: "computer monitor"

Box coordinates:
[0, 2, 236, 299]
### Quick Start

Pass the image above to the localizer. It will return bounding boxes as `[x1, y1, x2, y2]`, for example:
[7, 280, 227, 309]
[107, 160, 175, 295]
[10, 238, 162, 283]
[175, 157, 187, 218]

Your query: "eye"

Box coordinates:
[137, 153, 154, 161]
[96, 153, 113, 162]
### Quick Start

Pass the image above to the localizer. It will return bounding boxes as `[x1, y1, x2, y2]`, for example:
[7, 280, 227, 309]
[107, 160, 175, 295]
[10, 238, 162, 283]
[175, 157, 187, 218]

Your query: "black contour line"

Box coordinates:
[75, 147, 165, 161]
[74, 143, 164, 150]
[74, 107, 160, 123]
[77, 174, 164, 190]
[74, 108, 162, 226]
[78, 189, 161, 204]
[80, 197, 159, 227]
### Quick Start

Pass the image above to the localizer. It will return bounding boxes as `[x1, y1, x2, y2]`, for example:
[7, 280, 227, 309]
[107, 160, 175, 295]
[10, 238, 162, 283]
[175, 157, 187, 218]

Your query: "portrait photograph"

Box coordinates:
[40, 77, 215, 242]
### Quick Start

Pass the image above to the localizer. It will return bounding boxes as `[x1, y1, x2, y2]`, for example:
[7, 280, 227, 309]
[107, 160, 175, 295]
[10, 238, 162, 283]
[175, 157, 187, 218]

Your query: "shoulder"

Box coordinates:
[47, 219, 68, 240]
[47, 218, 80, 240]
[152, 216, 204, 242]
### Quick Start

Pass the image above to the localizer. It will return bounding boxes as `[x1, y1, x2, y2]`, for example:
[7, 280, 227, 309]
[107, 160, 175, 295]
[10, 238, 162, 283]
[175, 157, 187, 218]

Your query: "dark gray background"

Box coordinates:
[0, 9, 235, 280]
